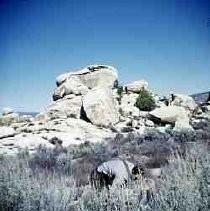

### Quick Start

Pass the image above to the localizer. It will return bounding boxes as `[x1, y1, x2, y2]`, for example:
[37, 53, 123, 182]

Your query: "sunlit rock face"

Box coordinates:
[83, 87, 119, 127]
[119, 93, 139, 117]
[0, 126, 17, 139]
[49, 65, 119, 125]
[2, 107, 14, 116]
[0, 107, 19, 126]
[170, 93, 197, 112]
[2, 63, 209, 156]
[149, 105, 193, 130]
[47, 95, 82, 119]
[53, 65, 118, 100]
[126, 80, 148, 93]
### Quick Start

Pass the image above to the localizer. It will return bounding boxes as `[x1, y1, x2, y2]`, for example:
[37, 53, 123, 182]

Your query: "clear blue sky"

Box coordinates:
[0, 0, 210, 112]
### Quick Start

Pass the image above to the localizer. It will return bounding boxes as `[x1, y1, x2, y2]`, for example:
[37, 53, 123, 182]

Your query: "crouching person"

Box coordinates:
[90, 158, 156, 205]
[90, 158, 144, 190]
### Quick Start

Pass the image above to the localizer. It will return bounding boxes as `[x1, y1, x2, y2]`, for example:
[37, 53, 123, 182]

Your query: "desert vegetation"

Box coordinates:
[135, 89, 156, 112]
[0, 127, 210, 211]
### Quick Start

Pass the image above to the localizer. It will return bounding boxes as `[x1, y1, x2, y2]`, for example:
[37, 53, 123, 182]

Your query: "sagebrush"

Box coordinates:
[0, 141, 209, 211]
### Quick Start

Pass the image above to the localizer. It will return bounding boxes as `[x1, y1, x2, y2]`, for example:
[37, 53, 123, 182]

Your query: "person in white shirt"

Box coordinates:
[90, 158, 144, 190]
[90, 158, 156, 203]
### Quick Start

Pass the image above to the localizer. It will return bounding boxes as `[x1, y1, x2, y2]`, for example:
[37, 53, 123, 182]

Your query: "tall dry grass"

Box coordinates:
[0, 141, 209, 211]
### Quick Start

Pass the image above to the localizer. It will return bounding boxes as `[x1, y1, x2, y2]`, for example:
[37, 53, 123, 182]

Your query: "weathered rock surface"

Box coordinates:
[126, 80, 148, 93]
[0, 133, 54, 155]
[205, 105, 210, 112]
[149, 106, 192, 130]
[83, 87, 119, 127]
[0, 118, 114, 155]
[53, 77, 89, 100]
[119, 93, 139, 117]
[0, 112, 19, 125]
[2, 107, 14, 116]
[145, 119, 155, 127]
[54, 65, 118, 100]
[2, 64, 208, 155]
[174, 117, 193, 131]
[47, 95, 82, 119]
[171, 94, 197, 112]
[149, 106, 188, 124]
[19, 115, 33, 123]
[0, 127, 17, 139]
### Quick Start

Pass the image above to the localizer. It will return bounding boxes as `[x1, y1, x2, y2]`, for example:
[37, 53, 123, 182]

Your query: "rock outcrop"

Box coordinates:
[149, 106, 193, 130]
[0, 108, 19, 125]
[0, 116, 114, 154]
[53, 65, 118, 100]
[126, 80, 148, 93]
[2, 107, 14, 116]
[0, 133, 53, 155]
[171, 94, 197, 112]
[0, 126, 17, 139]
[83, 87, 119, 127]
[0, 64, 121, 153]
[47, 95, 82, 119]
[119, 93, 139, 117]
[45, 65, 120, 124]
[2, 64, 207, 155]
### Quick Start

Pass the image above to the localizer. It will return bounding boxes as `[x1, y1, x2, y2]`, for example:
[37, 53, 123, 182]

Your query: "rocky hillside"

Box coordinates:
[0, 64, 210, 155]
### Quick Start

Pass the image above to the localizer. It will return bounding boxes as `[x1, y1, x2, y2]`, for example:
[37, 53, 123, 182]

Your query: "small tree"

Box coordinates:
[135, 89, 156, 111]
[117, 86, 124, 103]
[117, 86, 123, 98]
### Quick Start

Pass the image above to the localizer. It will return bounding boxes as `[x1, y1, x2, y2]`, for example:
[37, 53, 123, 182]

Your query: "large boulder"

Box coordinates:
[47, 95, 82, 119]
[2, 107, 14, 116]
[18, 115, 33, 123]
[171, 94, 197, 112]
[83, 87, 119, 127]
[40, 118, 112, 147]
[205, 105, 210, 112]
[149, 106, 192, 130]
[0, 133, 54, 155]
[0, 112, 19, 126]
[53, 77, 89, 100]
[126, 80, 148, 93]
[13, 118, 112, 150]
[119, 93, 139, 117]
[0, 126, 17, 139]
[174, 117, 193, 131]
[54, 65, 118, 100]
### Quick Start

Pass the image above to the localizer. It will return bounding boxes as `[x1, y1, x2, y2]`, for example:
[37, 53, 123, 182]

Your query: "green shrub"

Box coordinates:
[117, 86, 124, 103]
[135, 89, 156, 111]
[117, 86, 123, 97]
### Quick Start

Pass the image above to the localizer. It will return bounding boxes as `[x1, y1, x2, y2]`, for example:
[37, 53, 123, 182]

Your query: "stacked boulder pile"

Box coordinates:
[49, 65, 119, 127]
[149, 94, 197, 131]
[0, 108, 20, 126]
[0, 65, 120, 154]
[0, 64, 209, 155]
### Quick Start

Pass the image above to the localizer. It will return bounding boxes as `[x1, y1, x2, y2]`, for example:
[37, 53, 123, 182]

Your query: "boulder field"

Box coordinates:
[0, 64, 209, 155]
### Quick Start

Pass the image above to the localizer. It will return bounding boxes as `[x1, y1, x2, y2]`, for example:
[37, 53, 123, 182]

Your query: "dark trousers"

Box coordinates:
[90, 168, 115, 190]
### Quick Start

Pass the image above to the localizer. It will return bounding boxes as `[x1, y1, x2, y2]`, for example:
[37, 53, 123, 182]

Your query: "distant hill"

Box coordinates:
[190, 91, 210, 105]
[18, 112, 39, 117]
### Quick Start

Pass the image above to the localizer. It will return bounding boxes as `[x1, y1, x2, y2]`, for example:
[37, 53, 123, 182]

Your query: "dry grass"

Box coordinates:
[1, 121, 210, 210]
[0, 139, 209, 211]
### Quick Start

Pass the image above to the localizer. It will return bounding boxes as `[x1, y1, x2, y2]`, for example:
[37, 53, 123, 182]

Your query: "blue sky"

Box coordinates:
[0, 0, 210, 112]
